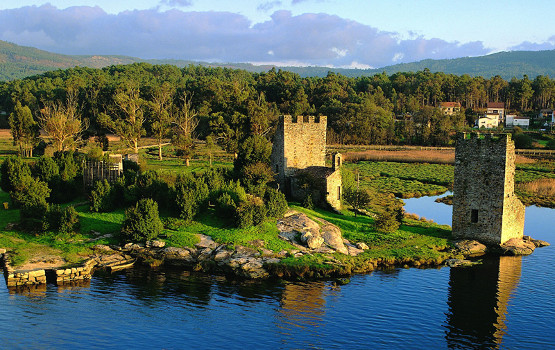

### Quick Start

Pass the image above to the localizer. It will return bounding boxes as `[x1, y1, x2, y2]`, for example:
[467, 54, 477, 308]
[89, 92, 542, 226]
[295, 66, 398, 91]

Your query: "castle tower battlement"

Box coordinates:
[452, 132, 525, 245]
[282, 115, 327, 124]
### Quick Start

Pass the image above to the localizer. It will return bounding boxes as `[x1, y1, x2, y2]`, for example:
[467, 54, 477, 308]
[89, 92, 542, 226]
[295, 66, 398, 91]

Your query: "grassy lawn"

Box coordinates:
[290, 204, 452, 264]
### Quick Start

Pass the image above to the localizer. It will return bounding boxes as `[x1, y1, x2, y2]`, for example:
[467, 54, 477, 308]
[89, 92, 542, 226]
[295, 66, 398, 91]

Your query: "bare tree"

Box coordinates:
[38, 90, 87, 152]
[149, 82, 174, 160]
[171, 91, 199, 166]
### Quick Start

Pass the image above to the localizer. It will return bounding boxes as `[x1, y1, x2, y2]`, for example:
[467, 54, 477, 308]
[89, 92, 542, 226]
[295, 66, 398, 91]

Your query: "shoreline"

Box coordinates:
[2, 233, 549, 290]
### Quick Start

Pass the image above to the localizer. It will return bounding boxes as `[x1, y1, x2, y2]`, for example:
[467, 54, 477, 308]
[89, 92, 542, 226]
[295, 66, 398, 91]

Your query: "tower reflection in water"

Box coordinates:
[445, 256, 522, 349]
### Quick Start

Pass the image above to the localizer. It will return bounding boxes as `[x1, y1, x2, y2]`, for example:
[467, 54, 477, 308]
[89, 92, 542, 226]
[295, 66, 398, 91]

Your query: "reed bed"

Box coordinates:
[518, 178, 555, 197]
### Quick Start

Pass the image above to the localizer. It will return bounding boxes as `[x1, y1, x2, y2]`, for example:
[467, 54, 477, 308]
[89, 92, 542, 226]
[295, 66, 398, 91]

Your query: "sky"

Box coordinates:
[1, 0, 554, 69]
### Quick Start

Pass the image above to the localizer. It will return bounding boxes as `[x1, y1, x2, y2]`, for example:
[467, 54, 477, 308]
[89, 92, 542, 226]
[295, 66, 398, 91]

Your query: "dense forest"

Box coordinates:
[1, 63, 554, 153]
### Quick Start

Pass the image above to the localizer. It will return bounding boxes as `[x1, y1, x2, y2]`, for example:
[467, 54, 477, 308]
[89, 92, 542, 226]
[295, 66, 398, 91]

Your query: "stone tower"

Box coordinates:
[270, 115, 342, 211]
[452, 133, 525, 245]
[271, 115, 327, 189]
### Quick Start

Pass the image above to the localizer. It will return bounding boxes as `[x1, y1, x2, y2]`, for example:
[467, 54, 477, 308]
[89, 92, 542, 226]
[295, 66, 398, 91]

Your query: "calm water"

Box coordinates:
[1, 198, 554, 349]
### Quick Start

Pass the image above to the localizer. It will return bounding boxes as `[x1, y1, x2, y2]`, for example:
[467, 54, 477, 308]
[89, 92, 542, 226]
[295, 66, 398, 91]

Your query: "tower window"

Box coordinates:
[471, 209, 478, 223]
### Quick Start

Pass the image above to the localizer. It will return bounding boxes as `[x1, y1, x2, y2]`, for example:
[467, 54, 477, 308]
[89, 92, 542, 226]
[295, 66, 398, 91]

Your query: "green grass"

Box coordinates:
[290, 204, 452, 263]
[163, 210, 294, 252]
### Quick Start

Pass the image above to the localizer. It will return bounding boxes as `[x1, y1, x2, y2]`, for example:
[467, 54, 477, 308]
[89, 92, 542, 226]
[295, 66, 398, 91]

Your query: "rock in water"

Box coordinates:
[453, 240, 487, 256]
[501, 237, 536, 256]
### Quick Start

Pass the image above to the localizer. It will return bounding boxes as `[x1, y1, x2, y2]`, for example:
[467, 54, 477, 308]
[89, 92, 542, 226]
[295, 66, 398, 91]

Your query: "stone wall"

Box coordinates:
[452, 133, 525, 245]
[2, 252, 94, 288]
[325, 169, 342, 211]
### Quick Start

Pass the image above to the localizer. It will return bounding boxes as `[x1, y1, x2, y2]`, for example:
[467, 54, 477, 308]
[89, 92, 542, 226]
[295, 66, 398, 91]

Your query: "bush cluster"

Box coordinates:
[1, 156, 81, 233]
[121, 198, 164, 242]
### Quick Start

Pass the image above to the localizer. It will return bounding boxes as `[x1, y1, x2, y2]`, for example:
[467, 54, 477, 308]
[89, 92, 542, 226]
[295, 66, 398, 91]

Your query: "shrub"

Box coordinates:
[375, 209, 401, 233]
[512, 132, 533, 149]
[54, 151, 81, 181]
[174, 173, 209, 222]
[235, 195, 266, 228]
[134, 170, 170, 205]
[0, 156, 31, 192]
[89, 180, 116, 212]
[11, 176, 50, 209]
[33, 156, 59, 183]
[241, 162, 274, 197]
[46, 205, 80, 234]
[20, 203, 48, 231]
[215, 192, 237, 218]
[234, 135, 272, 172]
[302, 193, 314, 210]
[86, 146, 104, 161]
[203, 167, 228, 193]
[264, 187, 288, 218]
[49, 151, 83, 203]
[7, 173, 50, 230]
[121, 198, 164, 242]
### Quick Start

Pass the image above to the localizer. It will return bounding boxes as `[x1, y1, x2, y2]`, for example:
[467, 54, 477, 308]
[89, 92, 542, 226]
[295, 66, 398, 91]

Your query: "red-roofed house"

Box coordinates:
[439, 102, 461, 115]
[487, 102, 505, 122]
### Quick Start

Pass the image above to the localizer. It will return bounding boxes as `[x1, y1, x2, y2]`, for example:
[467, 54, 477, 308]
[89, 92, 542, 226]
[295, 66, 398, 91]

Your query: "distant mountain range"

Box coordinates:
[2, 39, 555, 81]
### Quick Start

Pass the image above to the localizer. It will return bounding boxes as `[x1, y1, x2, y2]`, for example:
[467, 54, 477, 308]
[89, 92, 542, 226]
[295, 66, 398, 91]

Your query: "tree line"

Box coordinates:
[1, 63, 554, 152]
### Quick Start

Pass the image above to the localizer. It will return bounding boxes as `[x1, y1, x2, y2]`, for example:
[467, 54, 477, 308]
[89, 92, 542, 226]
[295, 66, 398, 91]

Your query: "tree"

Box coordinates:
[344, 187, 371, 217]
[37, 90, 86, 152]
[205, 134, 216, 166]
[171, 91, 199, 166]
[9, 101, 39, 157]
[234, 134, 272, 172]
[99, 84, 145, 154]
[149, 82, 174, 160]
[0, 156, 32, 193]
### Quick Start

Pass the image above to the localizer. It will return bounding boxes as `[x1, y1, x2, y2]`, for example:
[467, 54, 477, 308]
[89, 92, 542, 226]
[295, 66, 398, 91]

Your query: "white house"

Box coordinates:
[487, 102, 505, 123]
[478, 115, 499, 128]
[506, 115, 530, 128]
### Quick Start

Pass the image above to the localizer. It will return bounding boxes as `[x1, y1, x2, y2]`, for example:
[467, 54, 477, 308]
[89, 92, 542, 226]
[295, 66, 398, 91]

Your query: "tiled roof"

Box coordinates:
[297, 166, 337, 179]
[440, 102, 461, 108]
[487, 102, 505, 108]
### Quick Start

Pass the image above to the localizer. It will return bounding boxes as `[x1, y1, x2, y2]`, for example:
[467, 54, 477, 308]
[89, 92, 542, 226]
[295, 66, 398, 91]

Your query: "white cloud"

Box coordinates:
[392, 53, 404, 62]
[331, 47, 347, 57]
[0, 5, 491, 68]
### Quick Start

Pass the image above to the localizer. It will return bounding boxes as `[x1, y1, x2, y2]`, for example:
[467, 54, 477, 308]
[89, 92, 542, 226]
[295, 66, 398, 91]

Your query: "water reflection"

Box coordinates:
[278, 282, 326, 326]
[445, 256, 522, 349]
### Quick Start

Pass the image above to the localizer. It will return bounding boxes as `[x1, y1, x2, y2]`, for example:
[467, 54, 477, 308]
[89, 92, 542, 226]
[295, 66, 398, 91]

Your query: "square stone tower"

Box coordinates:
[452, 133, 525, 245]
[271, 115, 327, 188]
[270, 115, 342, 211]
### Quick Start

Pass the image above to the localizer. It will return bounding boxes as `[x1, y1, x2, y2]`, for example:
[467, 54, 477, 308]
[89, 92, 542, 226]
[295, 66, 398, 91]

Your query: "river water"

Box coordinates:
[1, 197, 554, 349]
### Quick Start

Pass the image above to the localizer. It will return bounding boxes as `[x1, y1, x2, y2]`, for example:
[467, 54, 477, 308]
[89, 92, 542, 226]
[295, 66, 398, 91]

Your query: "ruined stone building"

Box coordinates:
[270, 115, 342, 210]
[452, 132, 525, 245]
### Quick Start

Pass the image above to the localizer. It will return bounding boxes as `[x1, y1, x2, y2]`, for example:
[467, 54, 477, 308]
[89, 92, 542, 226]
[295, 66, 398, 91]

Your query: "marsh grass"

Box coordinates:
[519, 178, 555, 196]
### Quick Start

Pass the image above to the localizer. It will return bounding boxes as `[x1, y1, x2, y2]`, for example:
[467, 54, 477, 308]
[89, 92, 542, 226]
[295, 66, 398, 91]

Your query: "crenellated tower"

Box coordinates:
[452, 132, 525, 245]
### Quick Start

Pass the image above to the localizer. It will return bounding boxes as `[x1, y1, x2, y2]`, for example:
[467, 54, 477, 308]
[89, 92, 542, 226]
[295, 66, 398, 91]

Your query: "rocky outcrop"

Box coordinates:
[276, 212, 359, 255]
[453, 240, 487, 256]
[453, 236, 550, 257]
[500, 237, 537, 256]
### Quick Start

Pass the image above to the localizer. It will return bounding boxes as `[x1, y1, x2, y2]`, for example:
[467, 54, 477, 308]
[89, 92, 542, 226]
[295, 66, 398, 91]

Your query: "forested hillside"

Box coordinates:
[1, 63, 554, 154]
[3, 40, 555, 81]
